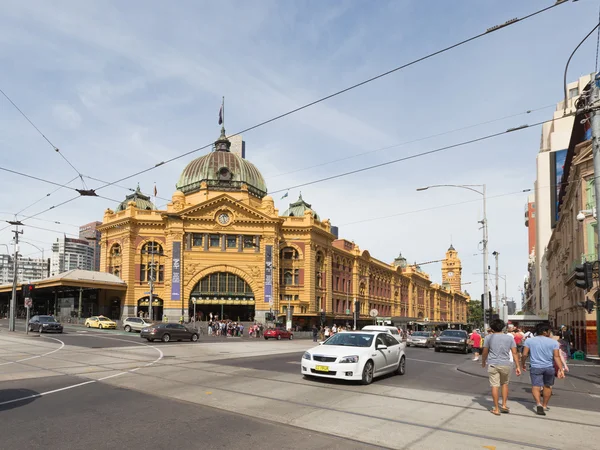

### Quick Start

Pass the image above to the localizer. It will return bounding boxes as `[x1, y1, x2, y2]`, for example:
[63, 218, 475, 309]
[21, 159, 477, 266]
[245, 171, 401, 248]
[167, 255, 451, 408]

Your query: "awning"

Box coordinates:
[138, 298, 163, 306]
[191, 299, 255, 305]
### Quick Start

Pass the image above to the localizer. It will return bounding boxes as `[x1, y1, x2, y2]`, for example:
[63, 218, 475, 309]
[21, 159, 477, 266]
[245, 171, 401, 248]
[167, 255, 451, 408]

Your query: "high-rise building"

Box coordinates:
[79, 221, 102, 271]
[0, 254, 49, 285]
[51, 236, 95, 276]
[506, 300, 516, 316]
[533, 73, 594, 317]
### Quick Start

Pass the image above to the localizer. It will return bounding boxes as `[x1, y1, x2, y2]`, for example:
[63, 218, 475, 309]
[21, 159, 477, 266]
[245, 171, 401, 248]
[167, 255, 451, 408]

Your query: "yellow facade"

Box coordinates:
[98, 131, 469, 327]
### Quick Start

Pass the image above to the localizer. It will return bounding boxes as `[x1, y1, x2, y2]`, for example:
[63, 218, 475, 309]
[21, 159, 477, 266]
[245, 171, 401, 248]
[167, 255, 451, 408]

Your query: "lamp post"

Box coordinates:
[417, 184, 489, 330]
[21, 241, 46, 278]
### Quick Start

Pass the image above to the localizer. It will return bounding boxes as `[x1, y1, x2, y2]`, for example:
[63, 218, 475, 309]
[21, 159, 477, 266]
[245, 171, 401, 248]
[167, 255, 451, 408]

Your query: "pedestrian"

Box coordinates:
[559, 325, 573, 358]
[512, 328, 525, 354]
[522, 323, 565, 416]
[481, 319, 521, 416]
[312, 324, 318, 342]
[469, 329, 482, 361]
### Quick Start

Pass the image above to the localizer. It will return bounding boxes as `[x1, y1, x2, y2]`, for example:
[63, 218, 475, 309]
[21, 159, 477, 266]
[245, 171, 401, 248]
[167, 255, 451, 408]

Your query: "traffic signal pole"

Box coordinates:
[8, 224, 23, 332]
[590, 73, 600, 355]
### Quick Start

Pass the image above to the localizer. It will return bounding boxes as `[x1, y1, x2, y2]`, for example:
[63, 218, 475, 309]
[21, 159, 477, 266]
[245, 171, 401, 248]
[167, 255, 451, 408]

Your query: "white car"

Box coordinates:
[301, 331, 406, 385]
[362, 325, 403, 343]
[122, 317, 154, 332]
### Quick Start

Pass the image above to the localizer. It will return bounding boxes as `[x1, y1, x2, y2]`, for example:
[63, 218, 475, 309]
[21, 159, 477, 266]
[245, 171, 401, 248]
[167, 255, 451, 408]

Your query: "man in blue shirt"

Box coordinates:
[522, 324, 565, 416]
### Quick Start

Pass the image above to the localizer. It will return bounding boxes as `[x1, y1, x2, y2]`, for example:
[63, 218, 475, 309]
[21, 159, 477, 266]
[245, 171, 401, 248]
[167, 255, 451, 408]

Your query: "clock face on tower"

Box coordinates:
[217, 213, 230, 225]
[447, 271, 454, 278]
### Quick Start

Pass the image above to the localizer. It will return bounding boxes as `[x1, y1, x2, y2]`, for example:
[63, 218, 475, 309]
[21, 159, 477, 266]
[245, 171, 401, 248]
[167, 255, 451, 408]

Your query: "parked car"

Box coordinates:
[406, 331, 435, 348]
[123, 317, 154, 332]
[434, 329, 471, 354]
[28, 315, 63, 333]
[301, 331, 406, 385]
[361, 325, 402, 343]
[140, 323, 199, 342]
[84, 316, 117, 329]
[264, 327, 293, 340]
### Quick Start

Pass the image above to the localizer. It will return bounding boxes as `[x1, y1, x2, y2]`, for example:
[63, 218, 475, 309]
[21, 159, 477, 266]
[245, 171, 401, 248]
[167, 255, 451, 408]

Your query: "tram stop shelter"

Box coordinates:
[0, 269, 127, 322]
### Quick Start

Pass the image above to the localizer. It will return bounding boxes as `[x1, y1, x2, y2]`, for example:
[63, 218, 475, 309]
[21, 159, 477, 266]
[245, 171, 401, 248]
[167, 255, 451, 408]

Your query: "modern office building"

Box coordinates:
[79, 221, 102, 271]
[0, 254, 49, 285]
[51, 236, 95, 276]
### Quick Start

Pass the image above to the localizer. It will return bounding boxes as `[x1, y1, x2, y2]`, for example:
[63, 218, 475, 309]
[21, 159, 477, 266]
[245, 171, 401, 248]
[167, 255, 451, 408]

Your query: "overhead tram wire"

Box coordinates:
[267, 103, 556, 179]
[0, 87, 88, 189]
[92, 1, 568, 192]
[268, 114, 577, 195]
[82, 174, 172, 203]
[15, 175, 80, 217]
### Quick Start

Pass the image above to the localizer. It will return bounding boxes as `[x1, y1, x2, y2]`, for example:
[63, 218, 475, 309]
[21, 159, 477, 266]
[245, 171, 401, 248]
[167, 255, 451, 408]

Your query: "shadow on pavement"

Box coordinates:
[0, 389, 40, 411]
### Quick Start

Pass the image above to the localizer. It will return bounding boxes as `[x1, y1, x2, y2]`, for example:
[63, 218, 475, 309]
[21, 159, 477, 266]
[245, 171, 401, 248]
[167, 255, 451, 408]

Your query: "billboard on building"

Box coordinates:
[550, 149, 567, 228]
[171, 241, 181, 301]
[264, 245, 273, 303]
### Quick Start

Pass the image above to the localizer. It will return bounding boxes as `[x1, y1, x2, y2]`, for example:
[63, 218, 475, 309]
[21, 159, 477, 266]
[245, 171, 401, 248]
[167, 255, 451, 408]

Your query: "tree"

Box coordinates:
[468, 302, 483, 329]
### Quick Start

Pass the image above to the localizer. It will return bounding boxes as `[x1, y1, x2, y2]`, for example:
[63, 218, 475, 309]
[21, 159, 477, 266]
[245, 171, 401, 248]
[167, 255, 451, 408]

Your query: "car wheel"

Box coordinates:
[462, 346, 468, 354]
[124, 325, 132, 332]
[434, 347, 440, 352]
[191, 334, 198, 342]
[86, 323, 90, 328]
[302, 375, 313, 380]
[361, 360, 374, 385]
[277, 335, 281, 340]
[98, 324, 103, 329]
[396, 356, 406, 376]
[264, 337, 269, 340]
[147, 338, 154, 342]
[289, 334, 293, 340]
[28, 324, 32, 332]
[162, 333, 171, 343]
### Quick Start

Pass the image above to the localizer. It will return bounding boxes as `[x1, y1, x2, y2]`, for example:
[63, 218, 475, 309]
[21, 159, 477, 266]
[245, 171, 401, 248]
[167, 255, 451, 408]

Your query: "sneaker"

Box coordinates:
[535, 405, 546, 416]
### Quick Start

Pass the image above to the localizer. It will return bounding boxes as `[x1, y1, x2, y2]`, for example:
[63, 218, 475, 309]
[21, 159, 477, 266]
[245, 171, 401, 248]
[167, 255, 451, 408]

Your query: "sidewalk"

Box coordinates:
[457, 358, 600, 394]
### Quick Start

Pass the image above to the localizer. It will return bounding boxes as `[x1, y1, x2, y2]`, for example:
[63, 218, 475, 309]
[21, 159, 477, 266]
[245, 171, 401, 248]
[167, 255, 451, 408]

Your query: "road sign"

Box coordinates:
[192, 298, 197, 304]
[143, 291, 151, 295]
[24, 298, 32, 308]
[369, 309, 378, 317]
[345, 309, 350, 314]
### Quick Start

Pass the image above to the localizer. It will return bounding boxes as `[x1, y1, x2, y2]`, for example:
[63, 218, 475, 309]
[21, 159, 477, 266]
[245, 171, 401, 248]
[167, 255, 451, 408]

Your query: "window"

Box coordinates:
[140, 264, 146, 282]
[283, 295, 293, 301]
[244, 236, 256, 248]
[284, 271, 293, 285]
[158, 265, 164, 282]
[294, 295, 299, 301]
[210, 235, 220, 247]
[294, 269, 299, 285]
[113, 266, 120, 278]
[142, 242, 163, 255]
[192, 234, 203, 247]
[226, 235, 237, 248]
[281, 247, 299, 259]
[110, 244, 121, 256]
[568, 87, 579, 99]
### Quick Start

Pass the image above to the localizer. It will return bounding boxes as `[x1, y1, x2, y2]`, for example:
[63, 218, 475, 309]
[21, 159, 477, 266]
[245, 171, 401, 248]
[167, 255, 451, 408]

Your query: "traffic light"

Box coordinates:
[583, 300, 595, 314]
[320, 311, 326, 324]
[24, 284, 34, 299]
[484, 309, 492, 323]
[574, 262, 593, 290]
[265, 312, 275, 321]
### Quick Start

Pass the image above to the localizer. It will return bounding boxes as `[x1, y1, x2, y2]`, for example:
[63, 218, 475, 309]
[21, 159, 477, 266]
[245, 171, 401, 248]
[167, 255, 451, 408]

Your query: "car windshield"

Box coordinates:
[323, 333, 373, 347]
[39, 316, 57, 323]
[412, 332, 429, 337]
[98, 317, 111, 321]
[440, 330, 466, 338]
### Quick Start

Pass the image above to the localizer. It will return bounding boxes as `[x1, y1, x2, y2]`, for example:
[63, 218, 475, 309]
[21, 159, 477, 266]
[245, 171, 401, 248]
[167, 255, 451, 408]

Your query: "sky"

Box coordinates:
[0, 0, 598, 309]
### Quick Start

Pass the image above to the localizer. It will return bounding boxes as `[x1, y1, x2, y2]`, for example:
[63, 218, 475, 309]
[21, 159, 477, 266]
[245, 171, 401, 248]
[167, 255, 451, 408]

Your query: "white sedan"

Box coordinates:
[301, 331, 406, 385]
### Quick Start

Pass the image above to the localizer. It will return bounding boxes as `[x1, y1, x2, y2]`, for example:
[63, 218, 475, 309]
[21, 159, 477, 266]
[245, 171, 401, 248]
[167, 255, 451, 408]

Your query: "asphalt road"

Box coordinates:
[212, 346, 600, 412]
[0, 375, 385, 450]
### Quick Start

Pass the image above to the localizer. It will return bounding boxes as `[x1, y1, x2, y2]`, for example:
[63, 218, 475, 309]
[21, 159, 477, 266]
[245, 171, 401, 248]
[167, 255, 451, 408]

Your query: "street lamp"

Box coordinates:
[21, 241, 47, 278]
[417, 184, 489, 330]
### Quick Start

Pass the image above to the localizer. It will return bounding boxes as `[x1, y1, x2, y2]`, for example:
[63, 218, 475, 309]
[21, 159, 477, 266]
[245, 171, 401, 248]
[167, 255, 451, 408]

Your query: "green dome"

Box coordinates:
[282, 193, 320, 220]
[116, 185, 156, 212]
[176, 131, 267, 198]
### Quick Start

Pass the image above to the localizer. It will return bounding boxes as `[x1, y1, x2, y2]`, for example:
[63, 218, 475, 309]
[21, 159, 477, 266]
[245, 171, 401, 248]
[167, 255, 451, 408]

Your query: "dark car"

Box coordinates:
[434, 330, 471, 354]
[140, 323, 198, 342]
[28, 315, 63, 333]
[263, 327, 293, 340]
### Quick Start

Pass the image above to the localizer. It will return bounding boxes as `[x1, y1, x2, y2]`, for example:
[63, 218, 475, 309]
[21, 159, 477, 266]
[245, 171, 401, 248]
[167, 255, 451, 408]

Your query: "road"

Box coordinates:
[2, 328, 600, 449]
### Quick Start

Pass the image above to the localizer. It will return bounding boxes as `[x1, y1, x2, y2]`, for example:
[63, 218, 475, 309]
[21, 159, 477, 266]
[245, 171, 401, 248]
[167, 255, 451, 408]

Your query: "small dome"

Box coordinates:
[176, 130, 267, 198]
[281, 193, 319, 220]
[116, 185, 156, 212]
[448, 244, 455, 251]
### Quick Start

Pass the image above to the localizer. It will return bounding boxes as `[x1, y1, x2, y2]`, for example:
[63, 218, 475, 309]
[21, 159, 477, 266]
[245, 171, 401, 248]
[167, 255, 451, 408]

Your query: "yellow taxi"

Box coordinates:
[84, 315, 117, 329]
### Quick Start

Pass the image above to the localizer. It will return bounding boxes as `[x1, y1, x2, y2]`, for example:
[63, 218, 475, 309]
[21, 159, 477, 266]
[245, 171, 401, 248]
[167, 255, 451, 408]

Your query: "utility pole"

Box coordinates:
[148, 247, 155, 322]
[590, 73, 600, 356]
[8, 221, 23, 332]
[481, 185, 490, 331]
[492, 251, 499, 316]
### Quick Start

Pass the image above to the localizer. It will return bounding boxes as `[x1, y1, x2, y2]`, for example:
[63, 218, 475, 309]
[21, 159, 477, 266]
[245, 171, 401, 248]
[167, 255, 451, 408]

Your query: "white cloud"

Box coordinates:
[52, 104, 82, 130]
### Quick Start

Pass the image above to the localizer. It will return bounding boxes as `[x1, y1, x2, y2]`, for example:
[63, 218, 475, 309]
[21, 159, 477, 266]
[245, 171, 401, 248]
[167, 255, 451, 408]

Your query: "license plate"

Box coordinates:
[315, 365, 329, 372]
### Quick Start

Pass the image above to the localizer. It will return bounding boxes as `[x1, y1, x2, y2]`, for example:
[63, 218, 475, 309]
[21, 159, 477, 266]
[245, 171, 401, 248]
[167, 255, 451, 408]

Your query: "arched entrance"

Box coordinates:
[137, 297, 164, 320]
[189, 272, 255, 321]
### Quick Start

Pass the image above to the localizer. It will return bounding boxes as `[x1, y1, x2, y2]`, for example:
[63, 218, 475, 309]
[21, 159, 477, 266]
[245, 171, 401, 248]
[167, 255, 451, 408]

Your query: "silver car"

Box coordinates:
[123, 317, 154, 332]
[407, 331, 435, 348]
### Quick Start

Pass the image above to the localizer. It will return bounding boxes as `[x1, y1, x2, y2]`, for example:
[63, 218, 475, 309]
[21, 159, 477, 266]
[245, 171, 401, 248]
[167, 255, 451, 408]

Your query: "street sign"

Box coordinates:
[192, 298, 197, 304]
[143, 292, 151, 295]
[369, 309, 378, 317]
[24, 298, 32, 308]
[345, 309, 350, 314]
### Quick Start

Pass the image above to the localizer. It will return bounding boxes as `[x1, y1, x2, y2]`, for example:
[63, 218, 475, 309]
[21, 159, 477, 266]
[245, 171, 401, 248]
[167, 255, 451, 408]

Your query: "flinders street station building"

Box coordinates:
[97, 128, 470, 329]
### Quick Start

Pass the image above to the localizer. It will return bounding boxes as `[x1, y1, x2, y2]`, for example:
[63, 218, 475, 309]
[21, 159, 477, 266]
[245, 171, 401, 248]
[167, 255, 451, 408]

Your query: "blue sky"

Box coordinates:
[1, 0, 598, 307]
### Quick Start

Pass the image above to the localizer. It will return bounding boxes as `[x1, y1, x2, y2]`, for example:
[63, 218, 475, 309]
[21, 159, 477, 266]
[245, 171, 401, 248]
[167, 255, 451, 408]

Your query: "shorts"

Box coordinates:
[530, 366, 555, 387]
[488, 365, 511, 387]
[473, 347, 482, 354]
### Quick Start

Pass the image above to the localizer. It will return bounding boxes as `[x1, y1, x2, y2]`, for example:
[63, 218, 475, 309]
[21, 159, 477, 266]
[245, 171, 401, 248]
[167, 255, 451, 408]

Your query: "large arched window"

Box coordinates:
[140, 241, 164, 283]
[192, 272, 253, 298]
[280, 247, 299, 260]
[108, 243, 122, 278]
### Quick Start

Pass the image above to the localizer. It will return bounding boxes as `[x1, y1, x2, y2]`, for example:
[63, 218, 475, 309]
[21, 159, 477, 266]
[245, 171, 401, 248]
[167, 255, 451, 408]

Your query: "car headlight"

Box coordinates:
[460, 339, 466, 343]
[339, 355, 359, 363]
[436, 338, 440, 341]
[42, 323, 48, 327]
[303, 352, 312, 360]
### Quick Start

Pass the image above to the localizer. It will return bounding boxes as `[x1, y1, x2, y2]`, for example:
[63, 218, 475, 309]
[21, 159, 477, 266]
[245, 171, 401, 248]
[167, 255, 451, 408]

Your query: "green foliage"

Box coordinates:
[468, 302, 483, 329]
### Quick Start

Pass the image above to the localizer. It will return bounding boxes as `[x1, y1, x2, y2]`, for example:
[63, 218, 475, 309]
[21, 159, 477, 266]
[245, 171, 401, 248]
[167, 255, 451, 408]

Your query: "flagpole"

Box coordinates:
[222, 96, 225, 132]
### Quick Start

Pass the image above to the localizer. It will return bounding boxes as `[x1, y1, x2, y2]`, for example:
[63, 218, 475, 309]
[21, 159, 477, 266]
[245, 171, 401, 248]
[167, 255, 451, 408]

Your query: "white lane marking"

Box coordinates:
[0, 380, 96, 407]
[0, 336, 65, 366]
[0, 336, 164, 407]
[287, 361, 301, 364]
[409, 358, 456, 366]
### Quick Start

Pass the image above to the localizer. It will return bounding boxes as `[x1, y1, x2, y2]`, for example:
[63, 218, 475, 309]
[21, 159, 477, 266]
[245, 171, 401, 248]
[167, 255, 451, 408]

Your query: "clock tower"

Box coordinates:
[441, 244, 462, 292]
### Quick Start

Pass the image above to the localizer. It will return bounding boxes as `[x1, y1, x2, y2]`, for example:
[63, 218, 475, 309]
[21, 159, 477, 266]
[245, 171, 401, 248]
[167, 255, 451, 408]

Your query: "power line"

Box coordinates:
[92, 1, 568, 193]
[0, 87, 87, 187]
[20, 223, 80, 238]
[82, 174, 172, 203]
[0, 165, 81, 192]
[267, 104, 556, 179]
[268, 115, 574, 195]
[15, 175, 80, 217]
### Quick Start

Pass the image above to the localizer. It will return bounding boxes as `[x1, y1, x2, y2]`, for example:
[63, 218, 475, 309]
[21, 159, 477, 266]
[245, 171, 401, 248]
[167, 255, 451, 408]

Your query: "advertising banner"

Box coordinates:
[264, 244, 273, 303]
[171, 241, 181, 301]
[550, 149, 567, 228]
